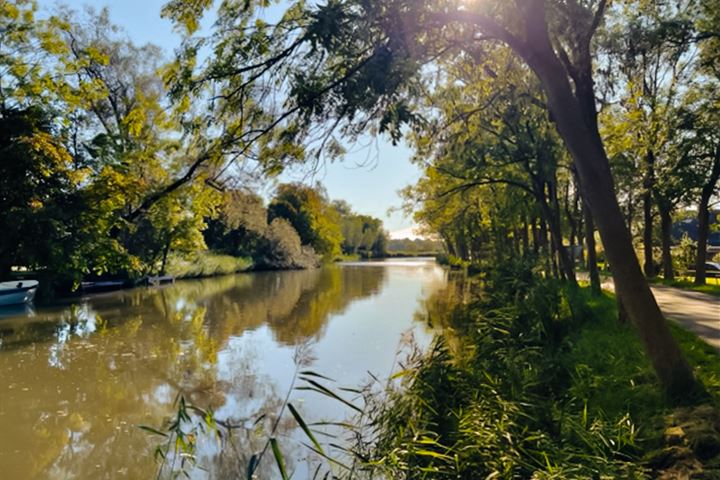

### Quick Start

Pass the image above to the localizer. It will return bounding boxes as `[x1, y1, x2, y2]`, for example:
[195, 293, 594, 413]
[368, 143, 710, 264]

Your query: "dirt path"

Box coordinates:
[597, 278, 720, 349]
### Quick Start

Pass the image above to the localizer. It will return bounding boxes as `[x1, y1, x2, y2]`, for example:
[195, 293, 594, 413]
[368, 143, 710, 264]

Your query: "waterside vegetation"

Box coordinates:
[0, 4, 393, 297]
[2, 0, 720, 477]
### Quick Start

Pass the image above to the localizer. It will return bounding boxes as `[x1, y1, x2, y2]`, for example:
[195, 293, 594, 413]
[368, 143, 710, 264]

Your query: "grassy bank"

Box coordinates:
[359, 263, 720, 478]
[166, 251, 253, 279]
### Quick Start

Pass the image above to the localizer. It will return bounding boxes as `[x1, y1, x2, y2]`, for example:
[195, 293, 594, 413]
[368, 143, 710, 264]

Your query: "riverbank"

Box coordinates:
[165, 251, 253, 279]
[356, 264, 720, 478]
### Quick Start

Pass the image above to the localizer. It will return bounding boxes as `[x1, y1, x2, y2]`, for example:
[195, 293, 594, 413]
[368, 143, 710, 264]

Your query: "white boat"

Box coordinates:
[0, 280, 39, 306]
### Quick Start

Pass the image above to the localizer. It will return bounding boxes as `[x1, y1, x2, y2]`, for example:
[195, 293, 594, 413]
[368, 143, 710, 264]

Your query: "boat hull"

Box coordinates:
[0, 287, 36, 306]
[80, 281, 127, 294]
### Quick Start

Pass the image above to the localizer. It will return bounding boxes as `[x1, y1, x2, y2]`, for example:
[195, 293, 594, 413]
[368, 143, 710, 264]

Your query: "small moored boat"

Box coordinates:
[80, 280, 127, 294]
[143, 275, 175, 287]
[0, 280, 39, 306]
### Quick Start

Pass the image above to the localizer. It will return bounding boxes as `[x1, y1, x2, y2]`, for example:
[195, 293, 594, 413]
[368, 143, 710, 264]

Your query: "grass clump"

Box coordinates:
[358, 259, 720, 479]
[166, 251, 252, 278]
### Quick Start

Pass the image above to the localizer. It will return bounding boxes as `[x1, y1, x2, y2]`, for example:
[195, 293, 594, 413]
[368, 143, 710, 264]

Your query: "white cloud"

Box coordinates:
[389, 226, 424, 240]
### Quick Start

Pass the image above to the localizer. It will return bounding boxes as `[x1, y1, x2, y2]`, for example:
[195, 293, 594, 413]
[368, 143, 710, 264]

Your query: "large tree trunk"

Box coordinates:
[617, 294, 629, 324]
[515, 8, 696, 395]
[643, 151, 656, 277]
[694, 154, 720, 285]
[659, 204, 674, 281]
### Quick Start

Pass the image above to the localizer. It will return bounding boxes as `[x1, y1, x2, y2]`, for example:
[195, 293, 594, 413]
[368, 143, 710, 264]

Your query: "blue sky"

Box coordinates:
[43, 0, 422, 236]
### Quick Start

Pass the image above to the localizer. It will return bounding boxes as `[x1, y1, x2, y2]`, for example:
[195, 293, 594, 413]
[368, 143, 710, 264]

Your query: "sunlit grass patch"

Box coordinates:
[166, 251, 253, 278]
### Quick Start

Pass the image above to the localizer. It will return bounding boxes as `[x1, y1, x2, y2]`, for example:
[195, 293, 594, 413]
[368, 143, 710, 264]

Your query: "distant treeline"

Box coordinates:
[386, 238, 445, 256]
[204, 183, 389, 270]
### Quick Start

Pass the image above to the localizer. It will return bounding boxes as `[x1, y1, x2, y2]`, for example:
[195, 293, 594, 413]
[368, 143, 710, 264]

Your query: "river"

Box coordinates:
[0, 258, 447, 479]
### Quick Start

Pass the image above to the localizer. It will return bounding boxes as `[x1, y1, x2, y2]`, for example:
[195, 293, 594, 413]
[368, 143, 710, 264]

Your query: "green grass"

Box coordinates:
[578, 266, 720, 296]
[563, 291, 720, 438]
[335, 253, 361, 262]
[361, 267, 720, 479]
[670, 323, 720, 399]
[166, 251, 253, 278]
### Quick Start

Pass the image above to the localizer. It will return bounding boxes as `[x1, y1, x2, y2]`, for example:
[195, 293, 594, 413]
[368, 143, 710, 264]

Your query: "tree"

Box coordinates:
[204, 189, 321, 269]
[204, 190, 270, 258]
[268, 183, 343, 260]
[0, 2, 228, 283]
[163, 0, 698, 394]
[0, 107, 80, 278]
[598, 0, 699, 279]
[333, 200, 388, 257]
[676, 84, 720, 284]
[406, 51, 577, 281]
[55, 7, 222, 276]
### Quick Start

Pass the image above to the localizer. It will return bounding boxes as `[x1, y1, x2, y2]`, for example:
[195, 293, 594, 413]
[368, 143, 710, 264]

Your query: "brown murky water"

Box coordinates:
[0, 258, 446, 479]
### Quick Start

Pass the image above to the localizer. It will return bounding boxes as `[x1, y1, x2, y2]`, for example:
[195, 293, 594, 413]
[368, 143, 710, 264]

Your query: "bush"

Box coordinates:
[255, 218, 320, 270]
[436, 253, 470, 269]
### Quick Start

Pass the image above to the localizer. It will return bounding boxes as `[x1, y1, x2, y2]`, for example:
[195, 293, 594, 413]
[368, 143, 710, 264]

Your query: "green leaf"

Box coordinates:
[389, 369, 412, 380]
[297, 379, 362, 413]
[246, 454, 258, 480]
[288, 403, 324, 454]
[299, 370, 336, 382]
[270, 438, 289, 480]
[414, 449, 453, 460]
[302, 442, 351, 471]
[138, 425, 169, 437]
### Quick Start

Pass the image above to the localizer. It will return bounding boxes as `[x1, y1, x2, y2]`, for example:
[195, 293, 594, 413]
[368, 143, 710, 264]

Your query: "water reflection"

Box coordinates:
[0, 259, 444, 479]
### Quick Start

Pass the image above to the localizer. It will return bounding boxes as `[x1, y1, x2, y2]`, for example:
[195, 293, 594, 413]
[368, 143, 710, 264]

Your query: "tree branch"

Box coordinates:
[431, 11, 526, 53]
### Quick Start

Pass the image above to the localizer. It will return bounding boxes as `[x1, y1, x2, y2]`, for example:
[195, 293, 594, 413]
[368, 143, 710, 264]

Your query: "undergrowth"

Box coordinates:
[356, 259, 720, 479]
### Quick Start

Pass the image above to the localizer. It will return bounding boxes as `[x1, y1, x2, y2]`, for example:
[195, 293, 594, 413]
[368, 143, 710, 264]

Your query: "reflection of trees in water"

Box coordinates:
[414, 270, 480, 330]
[0, 274, 247, 350]
[410, 271, 486, 364]
[203, 266, 387, 346]
[193, 347, 319, 480]
[0, 266, 387, 479]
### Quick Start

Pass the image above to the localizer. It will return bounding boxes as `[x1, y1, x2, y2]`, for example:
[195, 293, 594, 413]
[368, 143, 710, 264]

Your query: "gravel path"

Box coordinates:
[596, 277, 720, 349]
